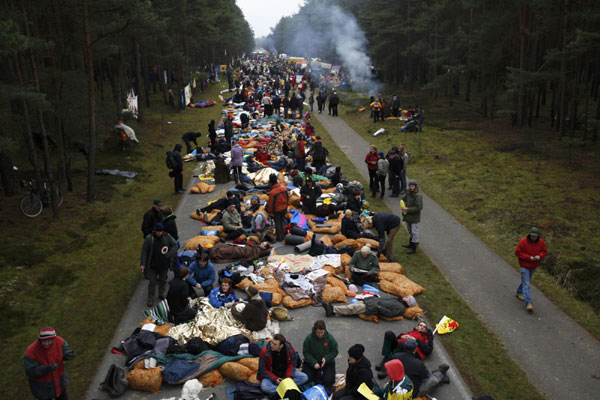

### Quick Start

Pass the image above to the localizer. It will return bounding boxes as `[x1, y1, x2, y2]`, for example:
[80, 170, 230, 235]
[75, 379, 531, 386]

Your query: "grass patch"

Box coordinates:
[310, 114, 545, 400]
[0, 83, 226, 398]
[333, 92, 600, 338]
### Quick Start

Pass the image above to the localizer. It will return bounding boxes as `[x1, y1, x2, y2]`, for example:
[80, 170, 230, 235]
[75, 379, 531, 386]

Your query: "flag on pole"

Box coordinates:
[434, 315, 459, 335]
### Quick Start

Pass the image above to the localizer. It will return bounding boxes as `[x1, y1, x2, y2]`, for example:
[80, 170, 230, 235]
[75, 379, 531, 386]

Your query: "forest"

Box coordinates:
[263, 0, 600, 139]
[0, 0, 254, 215]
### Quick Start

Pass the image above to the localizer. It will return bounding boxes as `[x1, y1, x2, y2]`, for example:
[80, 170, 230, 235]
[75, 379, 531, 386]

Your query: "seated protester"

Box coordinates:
[362, 213, 401, 262]
[255, 146, 270, 164]
[346, 190, 363, 213]
[390, 341, 450, 397]
[333, 344, 375, 400]
[349, 245, 380, 285]
[267, 156, 288, 171]
[245, 155, 263, 173]
[186, 250, 216, 297]
[222, 203, 244, 240]
[373, 360, 414, 400]
[258, 333, 308, 395]
[302, 320, 338, 395]
[231, 286, 269, 332]
[342, 210, 362, 239]
[208, 277, 238, 308]
[300, 178, 322, 215]
[241, 196, 262, 227]
[378, 320, 433, 371]
[251, 208, 270, 234]
[322, 295, 414, 320]
[167, 267, 197, 324]
[331, 166, 347, 186]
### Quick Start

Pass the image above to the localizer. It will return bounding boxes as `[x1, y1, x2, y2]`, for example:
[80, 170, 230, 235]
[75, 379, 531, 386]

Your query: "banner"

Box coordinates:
[434, 315, 459, 334]
[276, 378, 300, 399]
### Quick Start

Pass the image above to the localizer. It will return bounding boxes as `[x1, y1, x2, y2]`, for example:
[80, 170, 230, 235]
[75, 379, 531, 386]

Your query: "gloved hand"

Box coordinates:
[47, 363, 59, 371]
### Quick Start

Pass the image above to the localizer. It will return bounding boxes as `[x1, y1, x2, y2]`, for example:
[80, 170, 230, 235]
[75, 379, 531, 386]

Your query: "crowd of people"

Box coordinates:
[24, 53, 541, 400]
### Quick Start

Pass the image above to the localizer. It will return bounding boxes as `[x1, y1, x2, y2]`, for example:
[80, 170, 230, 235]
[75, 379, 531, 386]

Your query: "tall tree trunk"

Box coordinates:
[517, 6, 527, 126]
[22, 0, 59, 218]
[83, 0, 96, 202]
[557, 0, 569, 139]
[134, 39, 144, 122]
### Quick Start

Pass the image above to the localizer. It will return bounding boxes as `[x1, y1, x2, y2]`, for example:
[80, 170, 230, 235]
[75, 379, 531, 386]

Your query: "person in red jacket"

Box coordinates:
[365, 145, 379, 195]
[258, 333, 308, 395]
[24, 327, 75, 400]
[515, 226, 547, 312]
[266, 173, 289, 242]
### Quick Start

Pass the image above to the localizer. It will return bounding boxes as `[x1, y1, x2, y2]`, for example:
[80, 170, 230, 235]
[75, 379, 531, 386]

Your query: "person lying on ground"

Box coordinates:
[186, 249, 215, 297]
[349, 245, 380, 286]
[378, 320, 434, 367]
[372, 359, 414, 400]
[302, 320, 338, 395]
[322, 295, 415, 320]
[209, 241, 273, 263]
[208, 277, 238, 308]
[231, 286, 269, 332]
[199, 190, 241, 214]
[333, 344, 375, 400]
[389, 340, 450, 397]
[258, 333, 308, 395]
[167, 266, 197, 324]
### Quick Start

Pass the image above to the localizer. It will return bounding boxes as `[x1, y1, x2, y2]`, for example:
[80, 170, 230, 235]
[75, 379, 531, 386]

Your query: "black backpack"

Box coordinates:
[165, 151, 176, 169]
[99, 364, 128, 397]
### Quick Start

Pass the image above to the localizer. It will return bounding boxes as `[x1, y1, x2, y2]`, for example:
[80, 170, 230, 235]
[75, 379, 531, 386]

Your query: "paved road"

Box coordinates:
[314, 112, 600, 400]
[86, 163, 471, 399]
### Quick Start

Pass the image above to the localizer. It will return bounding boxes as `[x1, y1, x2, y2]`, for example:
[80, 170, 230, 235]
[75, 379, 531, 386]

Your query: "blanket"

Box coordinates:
[210, 243, 272, 263]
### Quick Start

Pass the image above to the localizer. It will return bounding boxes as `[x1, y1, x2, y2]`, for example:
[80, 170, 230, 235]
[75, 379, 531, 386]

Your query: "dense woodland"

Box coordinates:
[264, 0, 600, 139]
[0, 0, 254, 215]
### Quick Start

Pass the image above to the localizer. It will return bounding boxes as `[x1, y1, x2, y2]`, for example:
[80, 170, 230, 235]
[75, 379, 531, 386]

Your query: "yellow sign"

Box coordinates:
[220, 65, 227, 72]
[276, 378, 300, 399]
[358, 383, 379, 400]
[400, 200, 407, 215]
[435, 315, 459, 334]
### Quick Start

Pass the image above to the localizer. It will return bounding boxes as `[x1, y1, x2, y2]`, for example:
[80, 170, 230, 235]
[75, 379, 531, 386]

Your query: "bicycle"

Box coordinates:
[20, 179, 64, 218]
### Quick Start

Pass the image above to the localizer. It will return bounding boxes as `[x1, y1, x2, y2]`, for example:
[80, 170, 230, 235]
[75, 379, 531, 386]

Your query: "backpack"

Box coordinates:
[166, 151, 176, 169]
[99, 364, 128, 397]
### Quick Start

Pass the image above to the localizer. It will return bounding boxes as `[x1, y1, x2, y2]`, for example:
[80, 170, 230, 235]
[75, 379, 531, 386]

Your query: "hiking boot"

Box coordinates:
[438, 364, 450, 374]
[375, 359, 385, 372]
[146, 300, 154, 307]
[377, 372, 387, 380]
[406, 243, 417, 254]
[322, 301, 333, 318]
[402, 243, 412, 248]
[441, 374, 450, 384]
[515, 293, 524, 301]
[526, 303, 533, 312]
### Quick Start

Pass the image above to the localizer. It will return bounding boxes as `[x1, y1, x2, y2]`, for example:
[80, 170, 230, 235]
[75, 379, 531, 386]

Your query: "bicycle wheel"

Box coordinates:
[20, 193, 43, 217]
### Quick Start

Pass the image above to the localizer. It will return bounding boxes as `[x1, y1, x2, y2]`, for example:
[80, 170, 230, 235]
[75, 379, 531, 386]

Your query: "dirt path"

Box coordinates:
[314, 112, 600, 400]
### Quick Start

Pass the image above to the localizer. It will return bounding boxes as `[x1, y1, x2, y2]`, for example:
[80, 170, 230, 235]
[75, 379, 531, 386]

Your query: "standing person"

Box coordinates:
[230, 141, 244, 184]
[391, 95, 400, 117]
[374, 151, 389, 199]
[187, 250, 216, 297]
[309, 92, 315, 112]
[387, 149, 403, 197]
[317, 90, 326, 113]
[140, 222, 178, 307]
[311, 136, 328, 174]
[181, 131, 202, 154]
[171, 144, 184, 194]
[365, 145, 379, 198]
[266, 174, 289, 242]
[362, 213, 401, 261]
[272, 93, 281, 116]
[258, 334, 308, 396]
[333, 344, 375, 400]
[24, 327, 75, 400]
[515, 227, 547, 312]
[294, 135, 306, 171]
[161, 205, 179, 243]
[290, 91, 298, 119]
[300, 178, 322, 215]
[302, 320, 338, 395]
[262, 93, 273, 116]
[401, 180, 423, 255]
[330, 91, 339, 117]
[398, 145, 409, 193]
[416, 106, 424, 132]
[208, 120, 217, 151]
[141, 199, 164, 239]
[224, 116, 233, 143]
[370, 98, 382, 123]
[282, 95, 290, 118]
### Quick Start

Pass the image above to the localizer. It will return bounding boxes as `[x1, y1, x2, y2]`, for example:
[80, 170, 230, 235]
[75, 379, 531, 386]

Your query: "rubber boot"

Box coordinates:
[402, 242, 412, 248]
[406, 243, 417, 254]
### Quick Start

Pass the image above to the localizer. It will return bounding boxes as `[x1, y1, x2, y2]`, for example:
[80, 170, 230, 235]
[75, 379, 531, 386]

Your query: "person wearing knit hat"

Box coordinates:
[376, 320, 434, 376]
[332, 344, 374, 400]
[515, 226, 547, 313]
[348, 243, 380, 286]
[372, 359, 414, 400]
[25, 327, 75, 400]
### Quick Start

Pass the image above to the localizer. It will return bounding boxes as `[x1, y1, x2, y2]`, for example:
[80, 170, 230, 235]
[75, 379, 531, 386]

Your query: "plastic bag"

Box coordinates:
[303, 384, 328, 400]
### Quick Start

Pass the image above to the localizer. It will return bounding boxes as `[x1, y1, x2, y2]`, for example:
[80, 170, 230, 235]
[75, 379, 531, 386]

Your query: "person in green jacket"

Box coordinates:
[302, 320, 339, 394]
[221, 203, 244, 240]
[140, 222, 178, 307]
[349, 245, 380, 285]
[401, 179, 423, 254]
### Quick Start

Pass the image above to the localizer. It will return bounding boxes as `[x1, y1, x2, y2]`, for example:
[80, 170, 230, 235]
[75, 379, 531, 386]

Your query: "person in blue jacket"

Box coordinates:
[186, 250, 216, 297]
[209, 277, 238, 308]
